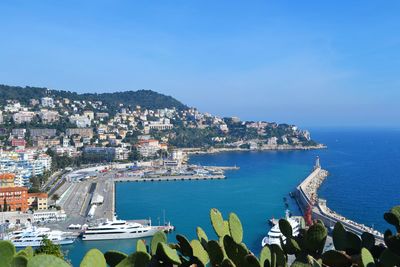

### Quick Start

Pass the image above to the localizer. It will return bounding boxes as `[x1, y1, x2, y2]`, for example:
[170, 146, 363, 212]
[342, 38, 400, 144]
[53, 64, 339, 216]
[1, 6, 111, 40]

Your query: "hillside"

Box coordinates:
[0, 84, 187, 111]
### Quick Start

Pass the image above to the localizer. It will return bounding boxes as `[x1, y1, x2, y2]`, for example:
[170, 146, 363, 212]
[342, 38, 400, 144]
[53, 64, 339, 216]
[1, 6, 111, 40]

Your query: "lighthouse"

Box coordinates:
[314, 156, 321, 170]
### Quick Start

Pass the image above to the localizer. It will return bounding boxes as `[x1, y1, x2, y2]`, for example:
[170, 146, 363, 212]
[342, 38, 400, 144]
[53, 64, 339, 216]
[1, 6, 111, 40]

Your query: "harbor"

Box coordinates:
[293, 157, 384, 242]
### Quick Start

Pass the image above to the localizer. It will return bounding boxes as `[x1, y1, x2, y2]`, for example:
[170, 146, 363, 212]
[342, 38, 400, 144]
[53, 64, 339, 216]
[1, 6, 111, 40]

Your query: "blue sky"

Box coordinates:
[0, 1, 399, 127]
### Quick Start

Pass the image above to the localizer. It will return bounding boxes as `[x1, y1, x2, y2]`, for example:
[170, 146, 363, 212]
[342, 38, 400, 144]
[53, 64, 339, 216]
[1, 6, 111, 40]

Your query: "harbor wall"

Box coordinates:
[294, 167, 384, 241]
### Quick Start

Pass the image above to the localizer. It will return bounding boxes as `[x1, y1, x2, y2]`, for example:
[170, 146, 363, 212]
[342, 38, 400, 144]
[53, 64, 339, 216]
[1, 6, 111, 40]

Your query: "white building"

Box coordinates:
[13, 111, 35, 124]
[41, 97, 54, 108]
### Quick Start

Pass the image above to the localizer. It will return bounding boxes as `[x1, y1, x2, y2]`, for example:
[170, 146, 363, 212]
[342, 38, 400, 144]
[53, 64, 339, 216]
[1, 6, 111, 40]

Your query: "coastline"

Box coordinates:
[183, 144, 327, 155]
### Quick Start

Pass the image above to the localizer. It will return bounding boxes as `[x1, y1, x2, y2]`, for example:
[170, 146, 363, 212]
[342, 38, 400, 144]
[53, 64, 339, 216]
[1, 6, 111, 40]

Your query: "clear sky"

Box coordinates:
[0, 1, 399, 128]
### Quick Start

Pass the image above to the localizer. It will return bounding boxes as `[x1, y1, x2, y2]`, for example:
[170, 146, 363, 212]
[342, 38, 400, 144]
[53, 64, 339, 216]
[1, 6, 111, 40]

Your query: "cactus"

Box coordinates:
[176, 234, 193, 257]
[223, 235, 248, 266]
[207, 240, 224, 266]
[281, 236, 301, 255]
[115, 251, 151, 267]
[244, 254, 261, 267]
[360, 248, 375, 267]
[361, 232, 375, 250]
[155, 242, 181, 265]
[197, 226, 209, 247]
[104, 250, 128, 267]
[321, 250, 352, 267]
[150, 231, 167, 255]
[379, 248, 400, 266]
[27, 255, 70, 267]
[23, 247, 34, 259]
[191, 239, 209, 265]
[80, 248, 106, 267]
[0, 240, 16, 266]
[211, 208, 226, 238]
[11, 255, 28, 267]
[136, 239, 147, 253]
[345, 231, 362, 255]
[279, 219, 293, 238]
[384, 206, 400, 233]
[270, 244, 286, 267]
[229, 212, 243, 244]
[260, 245, 272, 267]
[221, 258, 236, 267]
[332, 222, 347, 251]
[305, 222, 327, 254]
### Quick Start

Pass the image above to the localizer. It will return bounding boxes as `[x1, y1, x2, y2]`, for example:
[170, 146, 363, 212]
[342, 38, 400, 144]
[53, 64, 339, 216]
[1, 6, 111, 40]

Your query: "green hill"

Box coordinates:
[0, 84, 187, 111]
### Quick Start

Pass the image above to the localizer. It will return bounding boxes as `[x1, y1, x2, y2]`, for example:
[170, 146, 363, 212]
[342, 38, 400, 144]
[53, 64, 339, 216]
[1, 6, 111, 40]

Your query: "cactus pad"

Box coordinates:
[361, 248, 376, 267]
[305, 222, 327, 254]
[244, 254, 261, 267]
[210, 208, 226, 238]
[321, 250, 352, 267]
[207, 240, 224, 266]
[156, 242, 181, 265]
[221, 258, 236, 267]
[332, 222, 347, 251]
[345, 231, 362, 255]
[229, 212, 243, 244]
[11, 255, 28, 267]
[104, 250, 128, 267]
[197, 226, 209, 246]
[279, 219, 293, 238]
[0, 240, 16, 266]
[27, 255, 70, 267]
[191, 239, 209, 265]
[260, 245, 272, 267]
[80, 248, 106, 267]
[361, 232, 375, 250]
[136, 239, 147, 253]
[115, 251, 150, 267]
[150, 231, 167, 255]
[176, 234, 193, 257]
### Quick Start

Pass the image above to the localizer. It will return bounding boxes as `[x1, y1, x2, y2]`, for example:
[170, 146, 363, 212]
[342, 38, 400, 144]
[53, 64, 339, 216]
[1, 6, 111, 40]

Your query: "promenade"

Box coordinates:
[294, 162, 384, 242]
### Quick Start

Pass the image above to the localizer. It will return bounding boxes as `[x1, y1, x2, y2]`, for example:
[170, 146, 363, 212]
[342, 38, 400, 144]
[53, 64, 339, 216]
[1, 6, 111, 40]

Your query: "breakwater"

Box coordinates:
[294, 165, 384, 241]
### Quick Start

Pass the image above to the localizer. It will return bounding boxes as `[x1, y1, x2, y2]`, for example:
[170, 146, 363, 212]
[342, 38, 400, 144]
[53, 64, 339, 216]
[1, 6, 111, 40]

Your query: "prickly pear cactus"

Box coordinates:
[80, 248, 106, 267]
[332, 222, 347, 251]
[104, 250, 128, 267]
[260, 245, 272, 267]
[0, 240, 16, 267]
[197, 226, 209, 245]
[321, 250, 352, 267]
[27, 255, 70, 267]
[155, 242, 181, 265]
[115, 251, 151, 267]
[305, 222, 327, 254]
[10, 255, 28, 267]
[361, 247, 375, 267]
[229, 212, 243, 244]
[176, 234, 193, 257]
[191, 239, 209, 265]
[244, 254, 261, 267]
[210, 208, 227, 238]
[150, 231, 167, 255]
[207, 240, 224, 266]
[136, 239, 147, 253]
[279, 219, 293, 238]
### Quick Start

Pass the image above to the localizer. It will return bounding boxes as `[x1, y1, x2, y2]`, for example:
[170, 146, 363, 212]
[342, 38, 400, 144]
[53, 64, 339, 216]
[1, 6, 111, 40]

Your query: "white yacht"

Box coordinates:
[6, 227, 75, 248]
[82, 218, 173, 241]
[261, 210, 301, 247]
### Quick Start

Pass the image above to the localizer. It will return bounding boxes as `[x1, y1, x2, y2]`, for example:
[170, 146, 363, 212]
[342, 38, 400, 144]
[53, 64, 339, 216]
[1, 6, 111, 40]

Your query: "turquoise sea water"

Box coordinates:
[64, 129, 400, 265]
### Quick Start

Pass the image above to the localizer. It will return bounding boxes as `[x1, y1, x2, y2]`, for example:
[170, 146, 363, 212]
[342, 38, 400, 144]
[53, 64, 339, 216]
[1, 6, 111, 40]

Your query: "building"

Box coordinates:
[69, 115, 91, 128]
[13, 111, 35, 124]
[39, 110, 59, 124]
[30, 128, 57, 138]
[41, 97, 54, 108]
[11, 139, 27, 148]
[11, 128, 26, 138]
[83, 147, 116, 162]
[0, 173, 15, 188]
[137, 139, 161, 158]
[83, 110, 95, 120]
[28, 193, 48, 210]
[0, 187, 28, 211]
[66, 128, 93, 138]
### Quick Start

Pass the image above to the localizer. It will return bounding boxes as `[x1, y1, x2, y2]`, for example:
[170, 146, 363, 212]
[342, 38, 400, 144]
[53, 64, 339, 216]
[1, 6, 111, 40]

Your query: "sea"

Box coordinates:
[64, 128, 400, 265]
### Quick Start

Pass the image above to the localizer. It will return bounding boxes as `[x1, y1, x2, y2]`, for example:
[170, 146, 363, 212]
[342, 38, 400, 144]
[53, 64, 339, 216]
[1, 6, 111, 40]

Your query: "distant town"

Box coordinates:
[0, 85, 322, 223]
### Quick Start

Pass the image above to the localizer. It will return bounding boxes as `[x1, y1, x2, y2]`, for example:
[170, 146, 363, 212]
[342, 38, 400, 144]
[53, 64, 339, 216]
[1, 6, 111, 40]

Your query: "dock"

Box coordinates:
[293, 160, 384, 242]
[114, 174, 225, 182]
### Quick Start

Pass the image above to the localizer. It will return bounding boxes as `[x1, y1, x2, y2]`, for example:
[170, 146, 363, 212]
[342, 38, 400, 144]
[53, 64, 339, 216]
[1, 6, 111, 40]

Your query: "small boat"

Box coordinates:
[262, 210, 301, 247]
[82, 217, 174, 241]
[5, 227, 75, 248]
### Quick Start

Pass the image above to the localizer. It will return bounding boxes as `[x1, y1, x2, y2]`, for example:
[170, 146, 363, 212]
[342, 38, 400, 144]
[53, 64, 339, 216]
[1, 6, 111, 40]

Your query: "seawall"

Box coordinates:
[294, 167, 384, 241]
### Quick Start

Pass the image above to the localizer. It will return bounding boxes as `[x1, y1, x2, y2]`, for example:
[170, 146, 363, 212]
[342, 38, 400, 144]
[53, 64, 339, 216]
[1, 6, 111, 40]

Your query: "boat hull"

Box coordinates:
[82, 228, 159, 241]
[12, 239, 75, 248]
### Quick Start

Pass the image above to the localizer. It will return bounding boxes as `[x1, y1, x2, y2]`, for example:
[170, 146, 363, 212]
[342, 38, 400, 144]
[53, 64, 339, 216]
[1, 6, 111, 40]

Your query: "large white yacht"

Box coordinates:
[82, 218, 174, 241]
[6, 227, 75, 248]
[261, 210, 301, 247]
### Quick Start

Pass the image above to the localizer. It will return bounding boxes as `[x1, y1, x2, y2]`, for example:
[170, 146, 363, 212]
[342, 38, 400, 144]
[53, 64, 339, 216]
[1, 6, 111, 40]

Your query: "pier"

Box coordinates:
[114, 174, 225, 182]
[293, 159, 384, 242]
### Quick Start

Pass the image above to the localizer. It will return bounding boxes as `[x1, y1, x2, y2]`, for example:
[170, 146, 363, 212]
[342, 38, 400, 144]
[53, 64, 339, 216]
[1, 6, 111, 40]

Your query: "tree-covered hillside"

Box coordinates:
[0, 84, 187, 111]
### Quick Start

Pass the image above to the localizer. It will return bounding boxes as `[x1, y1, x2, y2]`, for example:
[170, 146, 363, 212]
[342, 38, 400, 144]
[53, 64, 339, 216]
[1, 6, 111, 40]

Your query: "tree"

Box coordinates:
[51, 194, 60, 202]
[35, 237, 64, 259]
